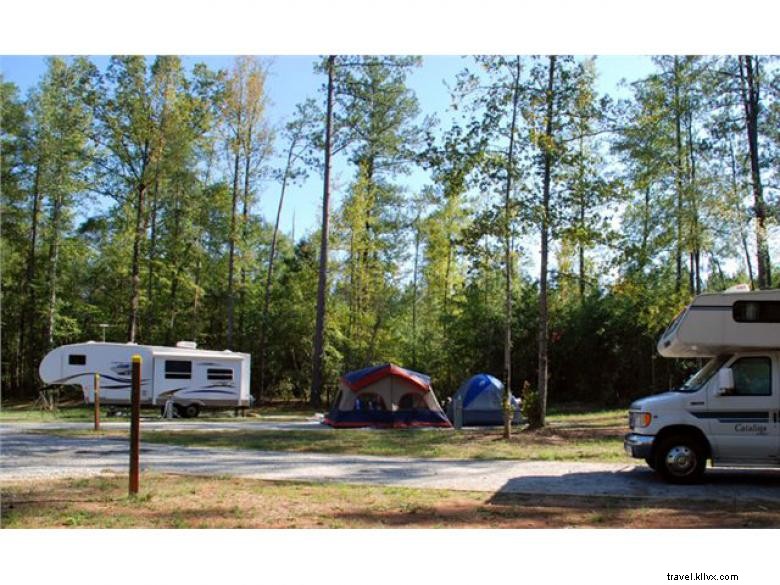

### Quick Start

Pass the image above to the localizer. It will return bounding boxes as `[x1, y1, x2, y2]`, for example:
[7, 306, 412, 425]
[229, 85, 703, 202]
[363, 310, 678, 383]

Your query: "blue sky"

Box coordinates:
[0, 55, 654, 239]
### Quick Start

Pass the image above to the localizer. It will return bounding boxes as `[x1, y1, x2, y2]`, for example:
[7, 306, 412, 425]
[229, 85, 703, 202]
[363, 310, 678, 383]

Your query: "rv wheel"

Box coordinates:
[180, 403, 200, 419]
[654, 434, 706, 484]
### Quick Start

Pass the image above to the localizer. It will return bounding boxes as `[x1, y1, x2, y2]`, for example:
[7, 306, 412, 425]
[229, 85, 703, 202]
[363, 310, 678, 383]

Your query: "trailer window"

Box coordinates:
[730, 357, 772, 396]
[733, 301, 780, 323]
[68, 354, 86, 366]
[207, 368, 233, 381]
[165, 360, 192, 379]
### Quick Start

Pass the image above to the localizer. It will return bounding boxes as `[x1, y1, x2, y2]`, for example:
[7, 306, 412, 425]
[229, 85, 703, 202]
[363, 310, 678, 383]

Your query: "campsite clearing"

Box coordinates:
[100, 426, 624, 461]
[3, 472, 778, 528]
[25, 407, 627, 461]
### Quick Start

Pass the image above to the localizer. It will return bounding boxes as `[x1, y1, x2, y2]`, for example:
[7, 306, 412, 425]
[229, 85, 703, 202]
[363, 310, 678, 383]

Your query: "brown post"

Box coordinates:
[129, 354, 141, 495]
[93, 373, 101, 431]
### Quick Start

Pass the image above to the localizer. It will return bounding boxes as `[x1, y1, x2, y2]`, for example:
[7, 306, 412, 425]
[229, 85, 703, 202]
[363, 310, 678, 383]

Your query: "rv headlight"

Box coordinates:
[629, 412, 652, 429]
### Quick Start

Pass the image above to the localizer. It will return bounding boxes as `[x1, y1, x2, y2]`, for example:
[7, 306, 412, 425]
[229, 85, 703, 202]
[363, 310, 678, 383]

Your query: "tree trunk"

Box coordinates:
[738, 55, 771, 289]
[444, 235, 453, 393]
[686, 108, 701, 294]
[311, 55, 335, 407]
[260, 142, 294, 401]
[728, 135, 755, 289]
[576, 128, 587, 299]
[673, 57, 685, 292]
[578, 185, 586, 299]
[45, 189, 64, 351]
[18, 159, 43, 393]
[165, 190, 183, 346]
[239, 140, 252, 349]
[537, 55, 556, 428]
[226, 142, 241, 348]
[145, 176, 159, 339]
[127, 180, 146, 343]
[503, 56, 521, 439]
[638, 186, 651, 271]
[411, 218, 420, 370]
[192, 255, 202, 340]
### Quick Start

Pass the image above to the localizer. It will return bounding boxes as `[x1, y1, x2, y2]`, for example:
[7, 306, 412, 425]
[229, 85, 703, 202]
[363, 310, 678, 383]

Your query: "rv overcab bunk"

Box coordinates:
[658, 285, 780, 358]
[625, 285, 780, 483]
[39, 341, 251, 418]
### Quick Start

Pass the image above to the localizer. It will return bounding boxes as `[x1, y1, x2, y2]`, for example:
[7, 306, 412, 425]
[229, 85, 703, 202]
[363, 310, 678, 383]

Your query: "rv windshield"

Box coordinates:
[676, 355, 732, 392]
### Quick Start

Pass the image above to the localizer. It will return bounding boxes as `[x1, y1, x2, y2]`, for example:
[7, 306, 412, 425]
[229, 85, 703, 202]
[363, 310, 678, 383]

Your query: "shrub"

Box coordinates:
[520, 380, 542, 428]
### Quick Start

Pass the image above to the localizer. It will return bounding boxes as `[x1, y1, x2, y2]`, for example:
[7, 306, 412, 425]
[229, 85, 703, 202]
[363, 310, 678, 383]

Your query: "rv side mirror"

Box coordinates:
[717, 368, 735, 395]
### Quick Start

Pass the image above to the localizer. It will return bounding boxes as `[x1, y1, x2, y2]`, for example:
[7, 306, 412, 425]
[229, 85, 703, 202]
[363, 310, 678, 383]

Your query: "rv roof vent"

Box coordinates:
[176, 341, 198, 349]
[725, 284, 751, 293]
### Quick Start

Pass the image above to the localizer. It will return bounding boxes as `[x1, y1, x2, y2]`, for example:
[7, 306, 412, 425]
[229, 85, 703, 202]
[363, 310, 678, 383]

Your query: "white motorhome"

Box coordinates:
[624, 286, 780, 483]
[39, 341, 251, 418]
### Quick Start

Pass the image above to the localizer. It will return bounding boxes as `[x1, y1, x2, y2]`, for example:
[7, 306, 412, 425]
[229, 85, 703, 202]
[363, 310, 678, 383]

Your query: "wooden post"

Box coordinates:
[93, 373, 101, 431]
[129, 354, 141, 495]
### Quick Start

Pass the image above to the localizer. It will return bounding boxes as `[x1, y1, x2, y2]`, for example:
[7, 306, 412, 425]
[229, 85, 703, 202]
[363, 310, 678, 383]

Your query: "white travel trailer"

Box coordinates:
[625, 286, 780, 482]
[39, 341, 251, 417]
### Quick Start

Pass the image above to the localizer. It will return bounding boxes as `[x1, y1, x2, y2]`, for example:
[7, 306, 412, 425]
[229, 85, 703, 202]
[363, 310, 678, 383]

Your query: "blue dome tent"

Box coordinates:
[446, 374, 522, 426]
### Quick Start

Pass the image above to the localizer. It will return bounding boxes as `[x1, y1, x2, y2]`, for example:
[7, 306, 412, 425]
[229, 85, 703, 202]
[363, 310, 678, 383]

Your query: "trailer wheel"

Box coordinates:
[654, 434, 706, 484]
[180, 403, 200, 419]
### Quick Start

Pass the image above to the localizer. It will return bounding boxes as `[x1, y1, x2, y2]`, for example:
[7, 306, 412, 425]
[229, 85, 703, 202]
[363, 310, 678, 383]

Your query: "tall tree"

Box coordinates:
[311, 55, 335, 407]
[220, 56, 271, 348]
[96, 56, 181, 342]
[737, 56, 771, 288]
[498, 57, 522, 438]
[30, 58, 94, 350]
[330, 56, 423, 371]
[259, 99, 318, 398]
[535, 55, 557, 428]
[1, 78, 31, 393]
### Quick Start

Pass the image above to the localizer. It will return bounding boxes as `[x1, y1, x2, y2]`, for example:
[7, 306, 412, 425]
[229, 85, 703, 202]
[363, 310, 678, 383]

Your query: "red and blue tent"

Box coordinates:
[324, 364, 451, 428]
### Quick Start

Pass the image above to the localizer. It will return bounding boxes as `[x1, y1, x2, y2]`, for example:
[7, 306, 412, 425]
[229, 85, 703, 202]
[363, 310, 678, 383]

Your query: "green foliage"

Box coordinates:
[2, 55, 777, 413]
[520, 381, 542, 429]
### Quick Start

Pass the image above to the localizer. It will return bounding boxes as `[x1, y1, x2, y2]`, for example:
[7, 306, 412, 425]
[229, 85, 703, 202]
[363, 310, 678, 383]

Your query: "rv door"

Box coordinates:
[708, 354, 779, 463]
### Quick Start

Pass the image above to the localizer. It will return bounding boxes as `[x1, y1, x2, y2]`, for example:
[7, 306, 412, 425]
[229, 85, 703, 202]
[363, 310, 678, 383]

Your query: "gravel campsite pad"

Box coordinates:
[2, 425, 780, 504]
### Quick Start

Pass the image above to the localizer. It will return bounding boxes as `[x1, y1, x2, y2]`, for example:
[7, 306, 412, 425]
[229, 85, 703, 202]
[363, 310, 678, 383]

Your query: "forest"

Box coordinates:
[2, 55, 778, 422]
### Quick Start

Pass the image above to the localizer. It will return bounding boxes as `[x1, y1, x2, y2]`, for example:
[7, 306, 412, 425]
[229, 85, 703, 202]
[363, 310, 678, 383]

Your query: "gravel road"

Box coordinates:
[2, 424, 779, 503]
[3, 419, 330, 433]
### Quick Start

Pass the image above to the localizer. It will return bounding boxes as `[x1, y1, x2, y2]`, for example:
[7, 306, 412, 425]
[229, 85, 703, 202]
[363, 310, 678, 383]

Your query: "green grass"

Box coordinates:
[2, 399, 627, 426]
[0, 404, 97, 422]
[4, 473, 777, 528]
[27, 407, 630, 462]
[139, 428, 624, 461]
[546, 408, 626, 427]
[0, 400, 316, 422]
[44, 405, 626, 462]
[164, 407, 627, 462]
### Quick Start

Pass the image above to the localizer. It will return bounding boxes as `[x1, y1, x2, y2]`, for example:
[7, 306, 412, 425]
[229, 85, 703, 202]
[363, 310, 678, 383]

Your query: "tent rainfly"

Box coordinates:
[324, 364, 452, 428]
[446, 373, 522, 426]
